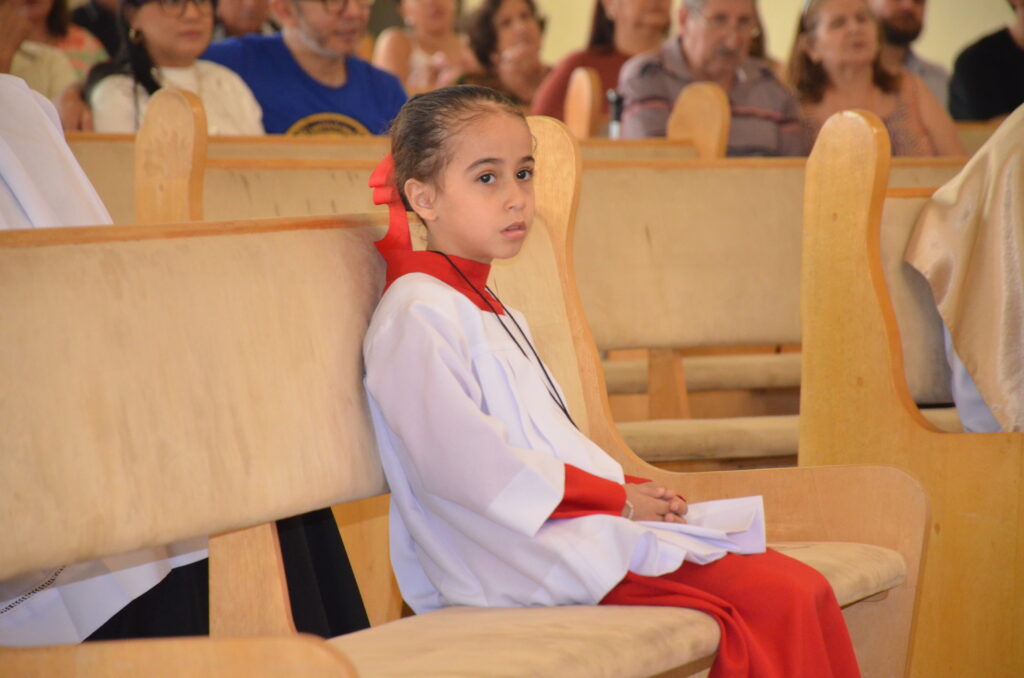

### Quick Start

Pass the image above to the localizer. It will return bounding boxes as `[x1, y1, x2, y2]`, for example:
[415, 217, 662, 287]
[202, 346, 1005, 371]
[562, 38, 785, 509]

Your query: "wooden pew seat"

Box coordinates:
[331, 541, 905, 678]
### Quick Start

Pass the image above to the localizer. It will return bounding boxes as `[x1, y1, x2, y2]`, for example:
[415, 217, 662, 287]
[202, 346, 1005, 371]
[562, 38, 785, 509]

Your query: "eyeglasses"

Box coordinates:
[149, 0, 213, 17]
[696, 12, 762, 38]
[305, 0, 375, 13]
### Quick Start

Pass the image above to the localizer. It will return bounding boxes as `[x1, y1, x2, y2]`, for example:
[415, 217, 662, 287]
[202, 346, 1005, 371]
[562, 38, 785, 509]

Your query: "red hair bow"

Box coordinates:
[369, 152, 412, 254]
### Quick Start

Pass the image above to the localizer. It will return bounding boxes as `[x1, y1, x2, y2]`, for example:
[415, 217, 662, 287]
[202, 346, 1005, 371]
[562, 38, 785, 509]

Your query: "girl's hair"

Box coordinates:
[587, 2, 614, 50]
[464, 0, 545, 70]
[389, 84, 525, 210]
[786, 0, 899, 104]
[85, 0, 213, 101]
[45, 0, 71, 38]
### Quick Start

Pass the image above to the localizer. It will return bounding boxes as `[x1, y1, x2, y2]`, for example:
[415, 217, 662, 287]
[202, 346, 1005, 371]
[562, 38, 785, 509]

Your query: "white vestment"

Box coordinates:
[365, 273, 748, 614]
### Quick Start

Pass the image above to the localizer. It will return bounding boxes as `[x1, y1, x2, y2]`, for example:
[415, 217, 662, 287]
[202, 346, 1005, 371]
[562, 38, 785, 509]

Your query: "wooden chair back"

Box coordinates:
[0, 212, 389, 586]
[134, 88, 206, 224]
[954, 120, 999, 156]
[666, 82, 729, 159]
[799, 109, 1024, 678]
[563, 66, 603, 140]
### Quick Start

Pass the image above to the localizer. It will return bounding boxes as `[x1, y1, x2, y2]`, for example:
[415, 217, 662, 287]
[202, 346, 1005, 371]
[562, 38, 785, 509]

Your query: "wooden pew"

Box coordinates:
[1, 115, 926, 678]
[574, 154, 966, 467]
[121, 92, 971, 468]
[564, 66, 603, 139]
[799, 110, 1024, 678]
[954, 120, 999, 156]
[69, 81, 731, 225]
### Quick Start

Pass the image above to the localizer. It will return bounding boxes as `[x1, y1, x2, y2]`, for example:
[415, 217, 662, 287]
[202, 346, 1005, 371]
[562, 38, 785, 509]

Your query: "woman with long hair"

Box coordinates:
[84, 0, 263, 134]
[372, 0, 478, 94]
[788, 0, 961, 155]
[532, 0, 669, 121]
[459, 0, 549, 107]
[19, 0, 108, 78]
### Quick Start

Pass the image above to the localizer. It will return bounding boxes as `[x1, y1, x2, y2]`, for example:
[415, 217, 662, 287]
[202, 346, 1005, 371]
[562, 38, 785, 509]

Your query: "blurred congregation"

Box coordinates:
[2, 1, 1024, 678]
[2, 0, 1022, 145]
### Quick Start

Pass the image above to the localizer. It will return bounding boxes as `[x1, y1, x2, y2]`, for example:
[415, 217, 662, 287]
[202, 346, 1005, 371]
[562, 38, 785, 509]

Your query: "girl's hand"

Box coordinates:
[623, 482, 688, 523]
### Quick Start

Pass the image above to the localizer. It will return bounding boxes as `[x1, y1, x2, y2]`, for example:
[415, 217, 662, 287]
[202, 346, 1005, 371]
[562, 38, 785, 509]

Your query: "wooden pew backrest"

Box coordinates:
[799, 109, 1024, 678]
[564, 66, 603, 140]
[576, 157, 965, 354]
[0, 214, 389, 581]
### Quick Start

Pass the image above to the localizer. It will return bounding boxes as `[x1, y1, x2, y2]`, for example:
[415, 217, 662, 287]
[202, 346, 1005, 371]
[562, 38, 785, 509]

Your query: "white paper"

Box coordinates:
[632, 495, 766, 567]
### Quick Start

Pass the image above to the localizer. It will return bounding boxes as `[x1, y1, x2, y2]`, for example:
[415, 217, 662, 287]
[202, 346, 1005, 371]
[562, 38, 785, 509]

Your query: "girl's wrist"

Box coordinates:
[621, 498, 634, 520]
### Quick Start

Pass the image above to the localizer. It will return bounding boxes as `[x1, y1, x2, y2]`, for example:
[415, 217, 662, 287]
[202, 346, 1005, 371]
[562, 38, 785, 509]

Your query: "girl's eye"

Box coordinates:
[478, 173, 496, 184]
[516, 168, 533, 181]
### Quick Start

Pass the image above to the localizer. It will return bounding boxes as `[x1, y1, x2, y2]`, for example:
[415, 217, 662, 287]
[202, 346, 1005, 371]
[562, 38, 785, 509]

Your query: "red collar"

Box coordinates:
[380, 249, 505, 315]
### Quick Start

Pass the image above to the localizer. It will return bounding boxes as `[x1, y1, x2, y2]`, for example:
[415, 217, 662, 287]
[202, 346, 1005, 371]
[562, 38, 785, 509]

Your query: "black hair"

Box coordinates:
[464, 0, 545, 70]
[84, 0, 215, 103]
[389, 84, 525, 211]
[45, 0, 71, 37]
[587, 2, 614, 50]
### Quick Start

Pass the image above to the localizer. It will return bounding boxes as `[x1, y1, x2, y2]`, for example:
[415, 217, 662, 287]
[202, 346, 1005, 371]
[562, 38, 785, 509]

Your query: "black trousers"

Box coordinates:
[86, 508, 370, 640]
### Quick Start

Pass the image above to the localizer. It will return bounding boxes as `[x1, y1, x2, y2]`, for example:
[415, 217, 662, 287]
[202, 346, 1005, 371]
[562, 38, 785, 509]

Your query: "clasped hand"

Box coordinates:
[623, 482, 687, 523]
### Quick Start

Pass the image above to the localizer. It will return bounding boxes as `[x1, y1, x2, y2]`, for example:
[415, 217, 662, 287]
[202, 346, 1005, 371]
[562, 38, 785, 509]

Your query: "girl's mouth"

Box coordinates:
[502, 222, 527, 239]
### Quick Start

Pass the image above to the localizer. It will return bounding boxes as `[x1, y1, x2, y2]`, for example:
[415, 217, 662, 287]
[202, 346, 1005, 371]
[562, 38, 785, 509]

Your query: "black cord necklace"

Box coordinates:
[431, 251, 578, 430]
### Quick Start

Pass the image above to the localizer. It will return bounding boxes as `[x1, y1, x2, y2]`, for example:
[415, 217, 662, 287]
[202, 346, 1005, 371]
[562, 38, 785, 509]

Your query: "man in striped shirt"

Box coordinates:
[617, 0, 804, 156]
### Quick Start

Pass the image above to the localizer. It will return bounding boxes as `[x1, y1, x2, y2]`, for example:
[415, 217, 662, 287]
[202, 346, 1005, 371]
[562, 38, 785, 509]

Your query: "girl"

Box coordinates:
[364, 85, 860, 678]
[372, 0, 479, 95]
[84, 0, 263, 134]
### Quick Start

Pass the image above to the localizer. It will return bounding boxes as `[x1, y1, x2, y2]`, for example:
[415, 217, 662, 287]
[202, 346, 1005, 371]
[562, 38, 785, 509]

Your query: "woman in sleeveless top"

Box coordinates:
[372, 0, 479, 95]
[787, 0, 962, 156]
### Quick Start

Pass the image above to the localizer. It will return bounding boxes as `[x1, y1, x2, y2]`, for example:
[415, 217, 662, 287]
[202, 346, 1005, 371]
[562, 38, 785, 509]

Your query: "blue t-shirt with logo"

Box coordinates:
[204, 34, 406, 135]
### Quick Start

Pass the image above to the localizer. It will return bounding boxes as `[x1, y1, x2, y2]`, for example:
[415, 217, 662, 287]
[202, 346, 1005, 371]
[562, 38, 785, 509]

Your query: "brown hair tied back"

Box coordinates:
[389, 84, 525, 211]
[786, 0, 899, 104]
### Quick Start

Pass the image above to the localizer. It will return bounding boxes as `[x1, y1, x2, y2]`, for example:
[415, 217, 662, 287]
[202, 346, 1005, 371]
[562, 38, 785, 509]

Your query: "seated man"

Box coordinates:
[203, 0, 406, 135]
[617, 0, 802, 156]
[949, 0, 1024, 122]
[868, 0, 950, 108]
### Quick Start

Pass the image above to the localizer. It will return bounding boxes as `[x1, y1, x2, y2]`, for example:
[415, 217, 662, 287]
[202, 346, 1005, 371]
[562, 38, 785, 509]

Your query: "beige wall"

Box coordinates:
[465, 0, 1014, 74]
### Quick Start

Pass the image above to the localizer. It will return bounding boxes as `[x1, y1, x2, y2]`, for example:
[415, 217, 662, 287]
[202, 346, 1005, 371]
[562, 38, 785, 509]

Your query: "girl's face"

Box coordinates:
[128, 0, 214, 68]
[406, 110, 535, 265]
[804, 0, 878, 70]
[400, 0, 456, 35]
[493, 0, 542, 56]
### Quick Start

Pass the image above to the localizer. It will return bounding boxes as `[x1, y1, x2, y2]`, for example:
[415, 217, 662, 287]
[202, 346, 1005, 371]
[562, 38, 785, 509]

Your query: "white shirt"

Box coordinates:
[90, 60, 264, 135]
[365, 273, 735, 614]
[0, 74, 110, 229]
[10, 41, 78, 101]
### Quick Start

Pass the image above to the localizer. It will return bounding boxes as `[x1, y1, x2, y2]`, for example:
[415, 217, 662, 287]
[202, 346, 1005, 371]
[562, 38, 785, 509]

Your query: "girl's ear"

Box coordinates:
[404, 178, 437, 222]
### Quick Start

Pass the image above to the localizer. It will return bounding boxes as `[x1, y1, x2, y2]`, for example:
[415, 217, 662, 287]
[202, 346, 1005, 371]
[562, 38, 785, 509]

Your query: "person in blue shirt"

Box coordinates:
[205, 0, 406, 135]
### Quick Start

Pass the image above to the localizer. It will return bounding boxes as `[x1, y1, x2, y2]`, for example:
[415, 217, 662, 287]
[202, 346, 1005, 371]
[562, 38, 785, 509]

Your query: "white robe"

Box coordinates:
[364, 273, 731, 614]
